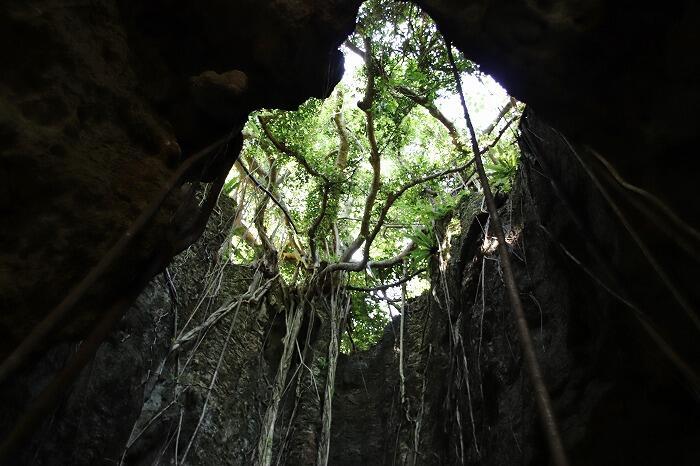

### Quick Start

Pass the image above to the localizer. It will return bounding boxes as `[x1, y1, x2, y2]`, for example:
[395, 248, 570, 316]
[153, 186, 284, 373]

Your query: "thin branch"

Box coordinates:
[398, 160, 475, 200]
[362, 159, 476, 256]
[237, 159, 300, 235]
[484, 97, 516, 136]
[258, 115, 328, 182]
[479, 115, 518, 157]
[367, 240, 417, 269]
[348, 267, 427, 292]
[368, 292, 402, 304]
[394, 85, 468, 156]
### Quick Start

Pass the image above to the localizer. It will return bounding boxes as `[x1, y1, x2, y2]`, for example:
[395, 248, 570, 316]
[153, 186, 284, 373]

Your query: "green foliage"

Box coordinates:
[342, 294, 390, 352]
[223, 0, 522, 352]
[222, 177, 240, 196]
[485, 142, 520, 192]
[409, 228, 436, 261]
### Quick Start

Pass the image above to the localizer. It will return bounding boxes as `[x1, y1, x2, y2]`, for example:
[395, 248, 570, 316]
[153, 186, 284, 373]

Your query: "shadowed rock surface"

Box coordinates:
[0, 0, 361, 355]
[330, 111, 699, 465]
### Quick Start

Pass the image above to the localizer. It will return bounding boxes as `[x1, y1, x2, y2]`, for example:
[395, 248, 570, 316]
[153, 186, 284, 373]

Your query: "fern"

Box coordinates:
[485, 148, 519, 192]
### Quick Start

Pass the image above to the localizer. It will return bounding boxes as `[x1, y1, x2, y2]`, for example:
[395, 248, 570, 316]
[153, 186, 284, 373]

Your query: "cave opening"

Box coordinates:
[168, 2, 532, 463]
[221, 0, 522, 353]
[1, 0, 699, 465]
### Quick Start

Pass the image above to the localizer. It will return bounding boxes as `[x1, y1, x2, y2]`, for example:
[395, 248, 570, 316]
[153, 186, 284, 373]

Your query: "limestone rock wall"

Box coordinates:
[329, 111, 700, 465]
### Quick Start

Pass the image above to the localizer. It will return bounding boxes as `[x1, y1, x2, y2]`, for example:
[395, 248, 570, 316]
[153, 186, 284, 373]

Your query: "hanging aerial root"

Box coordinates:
[559, 133, 700, 334]
[256, 301, 305, 466]
[178, 294, 244, 464]
[539, 224, 700, 395]
[316, 281, 350, 466]
[412, 344, 432, 465]
[172, 273, 277, 351]
[445, 40, 570, 466]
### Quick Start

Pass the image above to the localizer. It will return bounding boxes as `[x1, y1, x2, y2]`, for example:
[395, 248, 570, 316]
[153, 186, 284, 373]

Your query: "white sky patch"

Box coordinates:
[342, 45, 365, 84]
[437, 74, 511, 132]
[341, 46, 511, 133]
[350, 247, 364, 263]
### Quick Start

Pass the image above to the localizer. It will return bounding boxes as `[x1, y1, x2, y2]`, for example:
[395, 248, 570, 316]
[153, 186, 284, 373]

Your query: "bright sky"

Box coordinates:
[341, 46, 511, 132]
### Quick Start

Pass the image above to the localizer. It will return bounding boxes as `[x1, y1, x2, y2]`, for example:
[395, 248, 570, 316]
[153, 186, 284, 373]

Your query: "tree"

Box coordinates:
[225, 0, 521, 353]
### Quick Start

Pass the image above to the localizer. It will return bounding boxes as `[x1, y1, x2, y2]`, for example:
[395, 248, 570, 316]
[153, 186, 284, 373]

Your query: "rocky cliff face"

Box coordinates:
[0, 196, 282, 465]
[1, 0, 699, 464]
[329, 110, 700, 465]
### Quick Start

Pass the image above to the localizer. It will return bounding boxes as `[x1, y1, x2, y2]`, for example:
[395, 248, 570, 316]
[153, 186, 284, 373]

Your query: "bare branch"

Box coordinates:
[236, 159, 300, 235]
[308, 183, 330, 266]
[484, 97, 516, 136]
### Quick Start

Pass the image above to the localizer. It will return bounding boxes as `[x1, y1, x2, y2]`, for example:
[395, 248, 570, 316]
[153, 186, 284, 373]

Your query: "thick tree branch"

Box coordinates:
[367, 240, 417, 269]
[334, 91, 350, 170]
[252, 161, 277, 253]
[308, 183, 330, 266]
[325, 157, 472, 274]
[340, 34, 382, 264]
[343, 40, 366, 60]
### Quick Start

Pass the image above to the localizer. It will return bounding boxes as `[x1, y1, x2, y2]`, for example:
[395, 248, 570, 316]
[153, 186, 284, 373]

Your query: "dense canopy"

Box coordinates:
[223, 0, 522, 349]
